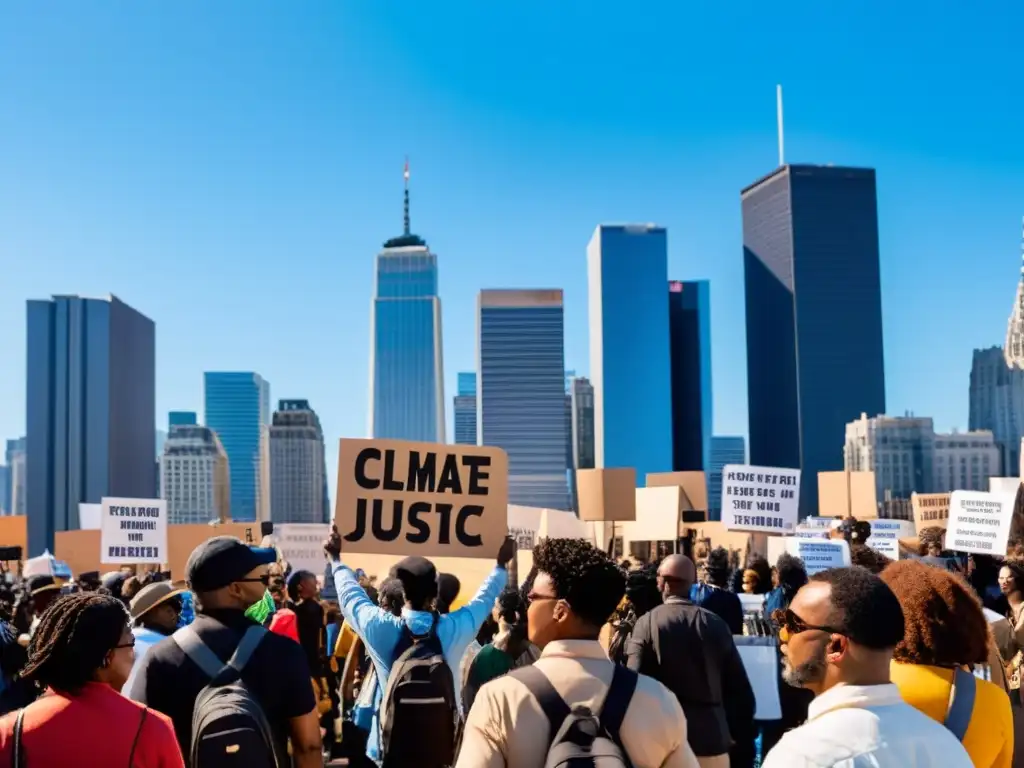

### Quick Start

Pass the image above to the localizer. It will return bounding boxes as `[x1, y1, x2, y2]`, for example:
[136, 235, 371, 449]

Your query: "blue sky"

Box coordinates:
[2, 2, 1023, 490]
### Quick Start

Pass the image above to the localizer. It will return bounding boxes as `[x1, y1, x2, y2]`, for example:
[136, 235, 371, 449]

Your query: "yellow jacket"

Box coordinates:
[890, 661, 1013, 768]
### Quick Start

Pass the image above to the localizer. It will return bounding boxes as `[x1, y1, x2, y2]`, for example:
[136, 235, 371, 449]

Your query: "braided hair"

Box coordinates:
[21, 592, 129, 695]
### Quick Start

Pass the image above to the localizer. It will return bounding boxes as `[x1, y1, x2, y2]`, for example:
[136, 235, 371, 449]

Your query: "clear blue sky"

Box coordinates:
[2, 2, 1023, 491]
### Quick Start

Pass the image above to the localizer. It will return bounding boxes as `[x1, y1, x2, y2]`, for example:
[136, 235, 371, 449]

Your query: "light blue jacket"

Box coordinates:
[332, 561, 507, 762]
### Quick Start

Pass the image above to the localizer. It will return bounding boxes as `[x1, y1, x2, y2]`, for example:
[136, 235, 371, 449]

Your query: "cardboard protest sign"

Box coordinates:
[912, 493, 950, 531]
[801, 517, 835, 530]
[100, 497, 168, 565]
[576, 468, 637, 522]
[947, 490, 1015, 556]
[817, 471, 878, 519]
[508, 505, 542, 550]
[623, 487, 681, 542]
[646, 472, 707, 512]
[274, 524, 330, 574]
[335, 439, 509, 559]
[722, 465, 800, 534]
[784, 538, 850, 575]
[537, 508, 592, 542]
[865, 519, 915, 560]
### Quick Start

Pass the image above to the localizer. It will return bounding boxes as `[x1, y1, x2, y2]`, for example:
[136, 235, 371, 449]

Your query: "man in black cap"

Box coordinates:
[128, 536, 323, 767]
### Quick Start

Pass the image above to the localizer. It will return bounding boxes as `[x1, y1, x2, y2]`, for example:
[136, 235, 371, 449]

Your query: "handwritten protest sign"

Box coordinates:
[912, 492, 950, 531]
[947, 491, 1015, 556]
[274, 524, 330, 574]
[100, 497, 168, 565]
[335, 439, 509, 559]
[785, 538, 850, 575]
[865, 519, 915, 559]
[722, 465, 800, 534]
[793, 526, 830, 540]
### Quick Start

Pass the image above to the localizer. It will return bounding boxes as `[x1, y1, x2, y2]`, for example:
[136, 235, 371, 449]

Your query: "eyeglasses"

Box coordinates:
[115, 639, 136, 650]
[771, 608, 842, 643]
[237, 575, 271, 586]
[526, 592, 558, 606]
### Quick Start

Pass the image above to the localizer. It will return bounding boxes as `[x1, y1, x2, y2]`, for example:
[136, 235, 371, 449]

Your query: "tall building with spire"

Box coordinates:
[1006, 217, 1024, 369]
[368, 161, 446, 442]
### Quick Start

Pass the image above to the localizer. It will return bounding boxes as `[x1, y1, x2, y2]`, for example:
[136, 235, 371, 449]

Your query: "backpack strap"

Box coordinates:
[944, 667, 976, 742]
[11, 708, 24, 768]
[226, 626, 268, 673]
[599, 664, 638, 746]
[172, 625, 267, 679]
[510, 666, 571, 750]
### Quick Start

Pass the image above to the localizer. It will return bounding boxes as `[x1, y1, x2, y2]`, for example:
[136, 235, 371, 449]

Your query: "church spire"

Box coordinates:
[1004, 216, 1024, 368]
[403, 157, 411, 236]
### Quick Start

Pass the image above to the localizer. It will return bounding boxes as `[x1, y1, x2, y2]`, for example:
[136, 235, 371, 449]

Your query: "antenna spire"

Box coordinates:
[403, 157, 411, 236]
[777, 85, 785, 167]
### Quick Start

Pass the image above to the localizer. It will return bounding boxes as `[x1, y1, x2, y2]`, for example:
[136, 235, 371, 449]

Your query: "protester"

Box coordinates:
[0, 592, 184, 766]
[998, 558, 1024, 695]
[849, 544, 891, 574]
[606, 564, 661, 664]
[128, 536, 322, 767]
[881, 560, 1013, 767]
[25, 575, 60, 638]
[626, 554, 754, 768]
[763, 553, 808, 616]
[690, 547, 743, 634]
[437, 573, 462, 614]
[287, 570, 325, 675]
[324, 526, 511, 766]
[763, 567, 973, 767]
[457, 537, 700, 768]
[268, 583, 301, 642]
[124, 581, 184, 694]
[742, 555, 772, 595]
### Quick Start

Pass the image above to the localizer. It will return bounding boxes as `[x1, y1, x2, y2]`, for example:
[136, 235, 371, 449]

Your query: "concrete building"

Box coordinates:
[26, 295, 156, 554]
[934, 430, 1001, 493]
[1, 439, 24, 516]
[369, 163, 445, 443]
[9, 450, 25, 518]
[478, 289, 570, 510]
[743, 165, 886, 518]
[204, 372, 270, 522]
[587, 224, 673, 479]
[969, 347, 1023, 477]
[453, 372, 477, 445]
[0, 467, 7, 516]
[263, 399, 328, 524]
[161, 425, 230, 524]
[708, 436, 746, 521]
[169, 411, 198, 429]
[668, 280, 712, 472]
[568, 376, 596, 513]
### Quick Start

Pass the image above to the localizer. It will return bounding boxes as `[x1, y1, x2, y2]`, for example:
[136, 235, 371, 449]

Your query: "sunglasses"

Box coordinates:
[237, 575, 271, 586]
[771, 608, 842, 643]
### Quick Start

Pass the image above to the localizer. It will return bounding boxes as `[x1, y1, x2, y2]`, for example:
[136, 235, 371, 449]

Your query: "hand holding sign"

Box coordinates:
[324, 525, 342, 563]
[497, 535, 515, 568]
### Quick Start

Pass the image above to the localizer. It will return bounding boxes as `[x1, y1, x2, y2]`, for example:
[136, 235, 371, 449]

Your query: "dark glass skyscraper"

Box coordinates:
[742, 165, 886, 517]
[26, 295, 156, 554]
[668, 280, 712, 472]
[168, 411, 198, 429]
[453, 372, 477, 445]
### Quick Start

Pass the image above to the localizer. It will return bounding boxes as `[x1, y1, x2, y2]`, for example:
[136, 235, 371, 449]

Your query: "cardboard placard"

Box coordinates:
[274, 524, 331, 575]
[817, 471, 878, 519]
[335, 438, 509, 559]
[537, 508, 592, 542]
[508, 505, 542, 550]
[865, 519, 915, 560]
[100, 497, 168, 564]
[947, 491, 1015, 556]
[785, 538, 850, 575]
[912, 492, 950, 531]
[623, 487, 681, 542]
[576, 468, 637, 522]
[646, 472, 707, 512]
[722, 465, 800, 534]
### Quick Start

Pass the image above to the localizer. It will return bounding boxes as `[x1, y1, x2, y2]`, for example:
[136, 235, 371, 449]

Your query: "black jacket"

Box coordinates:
[625, 596, 755, 758]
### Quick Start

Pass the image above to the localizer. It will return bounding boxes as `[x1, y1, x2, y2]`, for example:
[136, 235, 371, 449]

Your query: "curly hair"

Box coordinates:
[705, 547, 731, 588]
[774, 553, 808, 593]
[850, 544, 892, 574]
[1001, 558, 1024, 594]
[918, 526, 946, 556]
[880, 560, 989, 665]
[532, 538, 626, 628]
[624, 565, 661, 618]
[745, 555, 773, 595]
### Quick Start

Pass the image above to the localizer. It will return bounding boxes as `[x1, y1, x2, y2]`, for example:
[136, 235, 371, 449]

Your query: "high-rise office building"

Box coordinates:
[0, 466, 8, 517]
[478, 290, 570, 510]
[1, 438, 24, 516]
[668, 280, 712, 472]
[453, 372, 477, 445]
[587, 225, 673, 479]
[742, 165, 886, 517]
[26, 295, 156, 554]
[161, 425, 230, 524]
[204, 372, 270, 522]
[708, 436, 746, 521]
[9, 449, 26, 518]
[969, 347, 1023, 476]
[368, 162, 445, 443]
[169, 411, 198, 429]
[567, 376, 596, 513]
[263, 399, 328, 524]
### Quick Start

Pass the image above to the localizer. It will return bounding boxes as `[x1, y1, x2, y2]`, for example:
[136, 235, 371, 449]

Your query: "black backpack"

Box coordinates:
[379, 615, 459, 768]
[511, 664, 637, 768]
[173, 625, 279, 768]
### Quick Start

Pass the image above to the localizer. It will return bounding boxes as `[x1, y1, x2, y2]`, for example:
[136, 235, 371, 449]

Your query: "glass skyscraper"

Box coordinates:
[26, 295, 156, 554]
[742, 164, 886, 518]
[587, 225, 673, 478]
[708, 436, 746, 521]
[204, 372, 270, 522]
[169, 411, 198, 429]
[453, 372, 477, 445]
[478, 290, 570, 510]
[368, 168, 445, 443]
[668, 280, 712, 473]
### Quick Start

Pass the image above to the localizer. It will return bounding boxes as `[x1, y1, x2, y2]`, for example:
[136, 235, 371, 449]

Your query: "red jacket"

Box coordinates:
[269, 607, 299, 643]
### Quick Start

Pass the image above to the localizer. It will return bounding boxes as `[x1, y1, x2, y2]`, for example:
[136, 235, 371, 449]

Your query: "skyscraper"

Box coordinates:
[478, 289, 570, 510]
[1004, 216, 1024, 369]
[368, 162, 445, 443]
[161, 425, 230, 524]
[587, 225, 673, 478]
[707, 436, 746, 521]
[742, 165, 886, 517]
[204, 372, 270, 522]
[0, 466, 8, 517]
[969, 347, 1023, 476]
[1, 438, 23, 516]
[453, 372, 477, 445]
[26, 295, 156, 554]
[263, 399, 328, 524]
[668, 280, 712, 472]
[567, 376, 596, 513]
[169, 411, 198, 429]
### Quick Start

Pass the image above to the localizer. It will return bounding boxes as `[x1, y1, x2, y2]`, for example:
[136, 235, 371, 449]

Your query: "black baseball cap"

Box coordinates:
[186, 536, 278, 592]
[391, 556, 436, 585]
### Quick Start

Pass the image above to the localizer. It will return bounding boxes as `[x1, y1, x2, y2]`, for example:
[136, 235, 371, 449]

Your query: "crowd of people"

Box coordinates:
[0, 516, 1019, 766]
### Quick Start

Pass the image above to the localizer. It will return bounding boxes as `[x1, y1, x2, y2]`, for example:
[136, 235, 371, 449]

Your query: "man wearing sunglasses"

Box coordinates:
[122, 581, 184, 693]
[762, 567, 973, 767]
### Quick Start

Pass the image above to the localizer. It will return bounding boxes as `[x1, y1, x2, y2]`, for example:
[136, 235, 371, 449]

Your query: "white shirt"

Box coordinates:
[761, 683, 973, 768]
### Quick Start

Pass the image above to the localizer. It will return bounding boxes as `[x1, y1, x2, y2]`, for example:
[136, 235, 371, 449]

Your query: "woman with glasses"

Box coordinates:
[0, 592, 184, 766]
[123, 582, 185, 695]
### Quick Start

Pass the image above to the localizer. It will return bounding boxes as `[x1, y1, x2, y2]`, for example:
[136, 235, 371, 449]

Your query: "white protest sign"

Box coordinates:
[793, 526, 830, 540]
[100, 497, 168, 564]
[801, 517, 835, 530]
[722, 465, 800, 534]
[865, 519, 915, 560]
[947, 490, 1015, 556]
[784, 538, 850, 575]
[274, 523, 330, 575]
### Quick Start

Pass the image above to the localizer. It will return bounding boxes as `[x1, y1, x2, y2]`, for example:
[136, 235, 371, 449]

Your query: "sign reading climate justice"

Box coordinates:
[947, 490, 1015, 556]
[100, 497, 168, 564]
[722, 465, 801, 534]
[336, 438, 509, 559]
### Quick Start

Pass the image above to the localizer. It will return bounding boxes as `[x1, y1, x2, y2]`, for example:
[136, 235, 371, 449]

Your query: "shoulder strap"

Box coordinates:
[510, 666, 571, 750]
[172, 626, 224, 679]
[11, 708, 24, 768]
[226, 626, 268, 673]
[945, 667, 977, 742]
[599, 664, 638, 744]
[127, 708, 148, 766]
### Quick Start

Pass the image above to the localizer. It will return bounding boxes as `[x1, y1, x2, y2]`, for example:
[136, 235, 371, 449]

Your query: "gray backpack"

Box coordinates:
[511, 664, 637, 768]
[173, 625, 278, 768]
